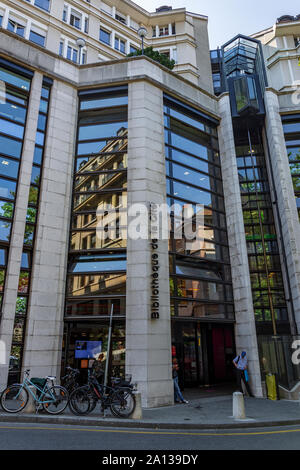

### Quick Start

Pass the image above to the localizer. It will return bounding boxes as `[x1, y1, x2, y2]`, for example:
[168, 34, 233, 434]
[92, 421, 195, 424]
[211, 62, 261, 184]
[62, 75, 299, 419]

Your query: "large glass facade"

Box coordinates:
[8, 78, 52, 384]
[63, 86, 128, 378]
[0, 59, 32, 331]
[235, 126, 289, 333]
[281, 114, 300, 220]
[164, 94, 234, 321]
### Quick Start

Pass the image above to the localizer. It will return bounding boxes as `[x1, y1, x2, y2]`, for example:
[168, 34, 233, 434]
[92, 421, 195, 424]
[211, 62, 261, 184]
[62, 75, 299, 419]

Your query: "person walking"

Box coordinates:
[172, 358, 188, 404]
[233, 351, 253, 397]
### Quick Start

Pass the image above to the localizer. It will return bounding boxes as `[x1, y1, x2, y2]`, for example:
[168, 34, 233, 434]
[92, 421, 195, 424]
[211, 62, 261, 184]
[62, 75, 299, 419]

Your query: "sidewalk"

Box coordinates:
[1, 394, 300, 430]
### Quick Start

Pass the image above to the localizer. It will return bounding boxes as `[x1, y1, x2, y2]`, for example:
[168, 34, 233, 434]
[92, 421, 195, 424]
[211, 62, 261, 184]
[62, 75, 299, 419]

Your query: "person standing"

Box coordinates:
[172, 358, 188, 404]
[233, 351, 253, 397]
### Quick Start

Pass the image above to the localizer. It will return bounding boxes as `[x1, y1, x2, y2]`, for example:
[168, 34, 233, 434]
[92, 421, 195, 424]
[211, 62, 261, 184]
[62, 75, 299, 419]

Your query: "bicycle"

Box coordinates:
[69, 370, 136, 418]
[0, 369, 69, 414]
[61, 366, 80, 393]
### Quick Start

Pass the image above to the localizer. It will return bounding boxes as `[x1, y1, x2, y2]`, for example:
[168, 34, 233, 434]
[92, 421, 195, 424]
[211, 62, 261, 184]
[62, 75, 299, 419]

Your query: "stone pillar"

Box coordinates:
[264, 89, 300, 333]
[218, 93, 263, 397]
[21, 80, 77, 379]
[0, 72, 43, 390]
[126, 80, 173, 408]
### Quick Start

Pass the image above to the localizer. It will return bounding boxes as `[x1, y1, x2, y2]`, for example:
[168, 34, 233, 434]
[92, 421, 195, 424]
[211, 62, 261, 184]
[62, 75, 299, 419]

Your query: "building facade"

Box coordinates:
[0, 2, 300, 406]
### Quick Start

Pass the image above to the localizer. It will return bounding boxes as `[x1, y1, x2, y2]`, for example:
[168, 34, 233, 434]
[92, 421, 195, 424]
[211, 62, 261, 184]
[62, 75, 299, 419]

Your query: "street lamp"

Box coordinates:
[137, 26, 147, 55]
[76, 37, 86, 65]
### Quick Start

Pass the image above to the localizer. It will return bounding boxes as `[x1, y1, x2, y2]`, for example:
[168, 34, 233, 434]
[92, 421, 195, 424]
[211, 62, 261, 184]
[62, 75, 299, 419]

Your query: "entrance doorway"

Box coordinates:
[172, 322, 235, 389]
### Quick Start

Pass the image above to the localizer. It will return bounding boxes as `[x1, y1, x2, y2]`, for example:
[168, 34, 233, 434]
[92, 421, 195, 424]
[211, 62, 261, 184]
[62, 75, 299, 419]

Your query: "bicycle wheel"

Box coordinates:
[69, 386, 91, 415]
[110, 388, 136, 418]
[1, 385, 29, 413]
[43, 385, 69, 415]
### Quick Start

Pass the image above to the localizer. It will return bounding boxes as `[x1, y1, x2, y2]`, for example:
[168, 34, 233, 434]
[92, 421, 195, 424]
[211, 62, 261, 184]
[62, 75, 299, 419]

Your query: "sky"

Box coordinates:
[133, 0, 300, 49]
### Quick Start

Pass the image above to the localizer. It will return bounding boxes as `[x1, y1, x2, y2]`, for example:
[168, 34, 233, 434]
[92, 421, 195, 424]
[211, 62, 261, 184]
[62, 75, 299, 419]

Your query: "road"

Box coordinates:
[0, 421, 299, 451]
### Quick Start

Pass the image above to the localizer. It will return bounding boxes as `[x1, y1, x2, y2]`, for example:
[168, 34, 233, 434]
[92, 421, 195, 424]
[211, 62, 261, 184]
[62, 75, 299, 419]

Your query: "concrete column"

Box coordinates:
[0, 72, 43, 390]
[264, 89, 300, 333]
[218, 93, 263, 397]
[126, 80, 173, 408]
[21, 79, 78, 379]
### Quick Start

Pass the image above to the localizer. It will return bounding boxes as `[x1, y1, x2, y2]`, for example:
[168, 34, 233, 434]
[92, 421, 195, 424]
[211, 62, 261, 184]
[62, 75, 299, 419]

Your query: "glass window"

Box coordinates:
[175, 277, 225, 301]
[7, 19, 25, 38]
[168, 109, 206, 132]
[0, 248, 6, 266]
[100, 28, 111, 45]
[0, 219, 11, 241]
[66, 298, 125, 316]
[0, 200, 13, 218]
[37, 114, 47, 131]
[171, 180, 212, 206]
[67, 273, 126, 296]
[35, 131, 45, 146]
[26, 206, 37, 223]
[39, 99, 48, 114]
[0, 101, 27, 124]
[21, 252, 31, 269]
[283, 122, 300, 134]
[29, 30, 46, 47]
[24, 224, 35, 245]
[0, 177, 16, 200]
[18, 271, 29, 294]
[34, 0, 50, 11]
[80, 96, 128, 110]
[170, 163, 212, 191]
[0, 157, 19, 179]
[0, 67, 30, 91]
[167, 131, 209, 160]
[78, 121, 128, 141]
[69, 255, 126, 273]
[31, 165, 41, 186]
[16, 296, 27, 315]
[234, 77, 248, 112]
[0, 119, 24, 139]
[33, 146, 43, 165]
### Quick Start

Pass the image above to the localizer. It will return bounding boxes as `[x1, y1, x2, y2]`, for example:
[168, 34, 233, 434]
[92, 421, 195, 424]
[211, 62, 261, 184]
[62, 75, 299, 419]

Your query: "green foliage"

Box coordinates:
[127, 47, 175, 70]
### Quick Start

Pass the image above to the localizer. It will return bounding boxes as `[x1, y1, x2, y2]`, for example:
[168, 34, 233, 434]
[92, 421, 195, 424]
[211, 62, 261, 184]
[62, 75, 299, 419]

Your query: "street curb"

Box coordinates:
[1, 413, 300, 430]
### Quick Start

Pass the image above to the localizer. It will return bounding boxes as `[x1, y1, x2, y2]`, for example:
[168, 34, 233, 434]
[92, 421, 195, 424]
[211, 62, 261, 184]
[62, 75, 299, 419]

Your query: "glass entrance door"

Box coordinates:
[172, 321, 235, 388]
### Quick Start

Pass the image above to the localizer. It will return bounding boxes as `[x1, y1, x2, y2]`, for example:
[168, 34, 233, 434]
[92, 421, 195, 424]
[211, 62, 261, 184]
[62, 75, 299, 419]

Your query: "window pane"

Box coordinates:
[0, 118, 24, 139]
[0, 157, 19, 179]
[76, 152, 127, 173]
[80, 95, 128, 110]
[0, 101, 26, 124]
[0, 177, 16, 199]
[18, 271, 29, 294]
[0, 199, 13, 218]
[0, 219, 11, 241]
[66, 298, 125, 316]
[29, 30, 45, 47]
[69, 255, 126, 273]
[0, 67, 30, 91]
[78, 121, 128, 141]
[33, 146, 43, 165]
[172, 180, 212, 206]
[67, 273, 126, 296]
[16, 296, 27, 315]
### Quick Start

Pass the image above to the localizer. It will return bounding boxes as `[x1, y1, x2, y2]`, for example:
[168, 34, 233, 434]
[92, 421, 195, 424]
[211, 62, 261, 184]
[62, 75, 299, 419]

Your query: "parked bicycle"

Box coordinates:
[69, 370, 136, 418]
[61, 366, 80, 393]
[0, 369, 69, 414]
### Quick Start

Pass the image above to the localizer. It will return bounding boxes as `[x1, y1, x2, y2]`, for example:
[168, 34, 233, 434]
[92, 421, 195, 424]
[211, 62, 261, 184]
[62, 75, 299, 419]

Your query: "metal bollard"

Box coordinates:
[131, 391, 142, 419]
[232, 391, 246, 420]
[20, 386, 36, 414]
